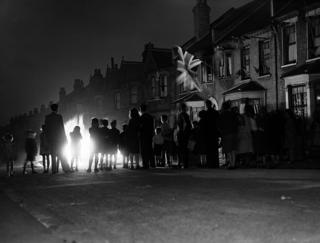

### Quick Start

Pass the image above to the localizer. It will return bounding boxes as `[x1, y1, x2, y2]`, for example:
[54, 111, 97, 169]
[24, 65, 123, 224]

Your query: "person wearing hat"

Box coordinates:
[44, 103, 69, 173]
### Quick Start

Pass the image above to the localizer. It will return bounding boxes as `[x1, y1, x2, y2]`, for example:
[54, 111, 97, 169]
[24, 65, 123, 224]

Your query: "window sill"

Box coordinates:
[306, 57, 320, 63]
[148, 98, 161, 101]
[258, 74, 271, 79]
[202, 80, 214, 83]
[281, 62, 296, 68]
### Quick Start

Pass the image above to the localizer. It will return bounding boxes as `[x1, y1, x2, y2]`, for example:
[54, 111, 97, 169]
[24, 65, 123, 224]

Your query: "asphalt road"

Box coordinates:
[1, 168, 320, 243]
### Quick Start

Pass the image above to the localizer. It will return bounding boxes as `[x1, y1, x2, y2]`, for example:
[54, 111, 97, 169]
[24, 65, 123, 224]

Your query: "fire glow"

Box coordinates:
[63, 114, 123, 169]
[63, 114, 92, 169]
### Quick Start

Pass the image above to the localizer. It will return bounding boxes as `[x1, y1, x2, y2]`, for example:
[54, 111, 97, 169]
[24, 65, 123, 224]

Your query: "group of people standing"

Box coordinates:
[86, 118, 120, 172]
[176, 100, 220, 169]
[190, 99, 320, 169]
[2, 99, 320, 177]
[0, 103, 69, 176]
[118, 104, 157, 169]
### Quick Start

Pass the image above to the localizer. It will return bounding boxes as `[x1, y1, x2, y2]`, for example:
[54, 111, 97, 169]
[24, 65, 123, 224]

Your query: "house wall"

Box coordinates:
[211, 28, 282, 111]
[278, 5, 320, 117]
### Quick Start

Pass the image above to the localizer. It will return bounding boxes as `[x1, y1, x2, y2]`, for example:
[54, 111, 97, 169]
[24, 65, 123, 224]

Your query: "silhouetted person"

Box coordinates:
[204, 99, 220, 168]
[153, 127, 164, 167]
[2, 133, 15, 177]
[177, 103, 192, 168]
[283, 109, 298, 163]
[119, 124, 129, 168]
[70, 126, 82, 171]
[237, 104, 257, 166]
[87, 118, 100, 173]
[218, 101, 239, 169]
[44, 103, 69, 173]
[197, 110, 207, 168]
[310, 110, 320, 150]
[127, 108, 140, 169]
[109, 120, 120, 169]
[40, 124, 50, 173]
[100, 119, 111, 170]
[161, 114, 173, 167]
[23, 130, 37, 175]
[139, 104, 155, 169]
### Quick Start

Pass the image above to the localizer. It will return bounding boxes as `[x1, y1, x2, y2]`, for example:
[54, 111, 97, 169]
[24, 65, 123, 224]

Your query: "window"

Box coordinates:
[191, 106, 205, 122]
[230, 99, 261, 114]
[114, 92, 120, 110]
[200, 63, 207, 82]
[160, 75, 168, 97]
[289, 85, 307, 117]
[217, 53, 231, 78]
[199, 58, 213, 83]
[218, 56, 225, 77]
[130, 86, 138, 104]
[308, 15, 320, 59]
[241, 47, 250, 79]
[259, 40, 271, 75]
[151, 77, 157, 98]
[178, 83, 185, 94]
[206, 58, 213, 82]
[283, 23, 297, 64]
[226, 53, 232, 77]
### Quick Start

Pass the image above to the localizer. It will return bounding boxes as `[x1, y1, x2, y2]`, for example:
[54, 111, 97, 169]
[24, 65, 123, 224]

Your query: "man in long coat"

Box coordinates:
[139, 104, 155, 169]
[204, 99, 220, 168]
[44, 103, 69, 173]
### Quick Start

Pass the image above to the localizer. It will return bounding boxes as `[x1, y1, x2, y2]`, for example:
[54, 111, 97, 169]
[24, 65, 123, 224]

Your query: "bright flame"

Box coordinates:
[63, 114, 124, 170]
[63, 114, 92, 169]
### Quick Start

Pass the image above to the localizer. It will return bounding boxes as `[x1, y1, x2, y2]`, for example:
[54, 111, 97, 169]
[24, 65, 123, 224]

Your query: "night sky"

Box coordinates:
[0, 0, 250, 125]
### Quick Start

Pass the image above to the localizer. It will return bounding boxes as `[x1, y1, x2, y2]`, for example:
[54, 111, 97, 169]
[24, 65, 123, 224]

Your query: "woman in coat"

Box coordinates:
[237, 104, 257, 166]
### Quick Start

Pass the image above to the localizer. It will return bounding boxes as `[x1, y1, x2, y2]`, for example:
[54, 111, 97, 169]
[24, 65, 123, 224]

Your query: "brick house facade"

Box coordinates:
[277, 1, 320, 118]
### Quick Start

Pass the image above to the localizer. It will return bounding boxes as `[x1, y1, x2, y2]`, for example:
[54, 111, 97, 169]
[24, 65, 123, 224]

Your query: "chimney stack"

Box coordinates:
[193, 0, 211, 39]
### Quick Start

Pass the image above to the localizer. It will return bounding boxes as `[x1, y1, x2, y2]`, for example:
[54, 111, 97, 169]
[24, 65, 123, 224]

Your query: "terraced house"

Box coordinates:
[279, 0, 320, 118]
[183, 0, 320, 119]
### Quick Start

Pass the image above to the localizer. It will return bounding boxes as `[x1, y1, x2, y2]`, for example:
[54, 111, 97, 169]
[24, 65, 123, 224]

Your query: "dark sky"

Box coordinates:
[0, 0, 250, 125]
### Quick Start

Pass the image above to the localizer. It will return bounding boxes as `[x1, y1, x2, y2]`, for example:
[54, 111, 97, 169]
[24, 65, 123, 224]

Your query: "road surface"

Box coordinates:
[1, 168, 320, 243]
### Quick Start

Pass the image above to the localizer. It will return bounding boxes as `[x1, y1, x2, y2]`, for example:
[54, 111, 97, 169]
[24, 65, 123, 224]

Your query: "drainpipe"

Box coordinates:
[271, 0, 279, 110]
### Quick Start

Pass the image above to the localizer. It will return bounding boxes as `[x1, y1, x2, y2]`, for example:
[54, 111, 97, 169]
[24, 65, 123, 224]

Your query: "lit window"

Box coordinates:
[283, 23, 297, 64]
[259, 40, 271, 75]
[241, 47, 250, 79]
[308, 15, 320, 59]
[130, 86, 138, 104]
[114, 92, 120, 110]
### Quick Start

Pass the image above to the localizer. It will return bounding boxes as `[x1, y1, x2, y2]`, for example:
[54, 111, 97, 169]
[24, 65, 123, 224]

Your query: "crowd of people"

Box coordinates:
[1, 99, 320, 177]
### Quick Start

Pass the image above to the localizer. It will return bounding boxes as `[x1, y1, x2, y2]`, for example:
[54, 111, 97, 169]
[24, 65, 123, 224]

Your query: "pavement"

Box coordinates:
[1, 166, 320, 243]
